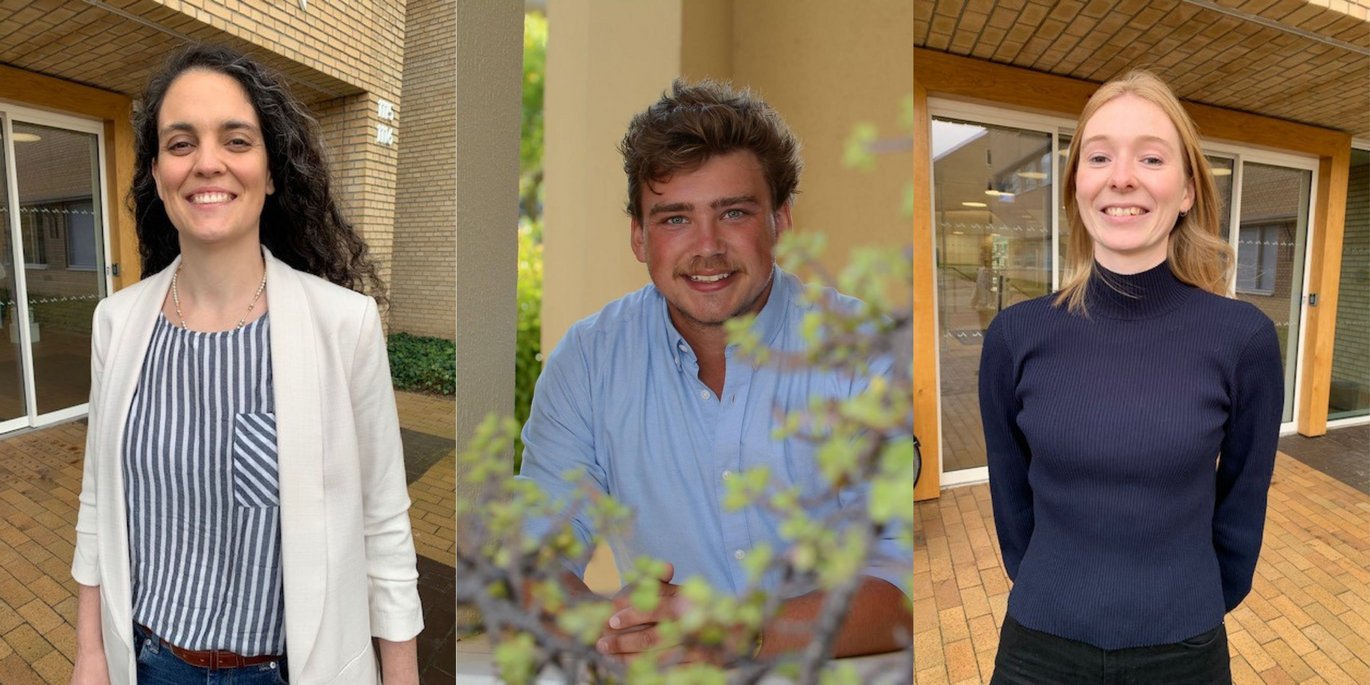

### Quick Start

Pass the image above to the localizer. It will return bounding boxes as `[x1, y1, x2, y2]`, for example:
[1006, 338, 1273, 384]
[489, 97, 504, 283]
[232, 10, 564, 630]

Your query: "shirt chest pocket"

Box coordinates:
[232, 412, 280, 508]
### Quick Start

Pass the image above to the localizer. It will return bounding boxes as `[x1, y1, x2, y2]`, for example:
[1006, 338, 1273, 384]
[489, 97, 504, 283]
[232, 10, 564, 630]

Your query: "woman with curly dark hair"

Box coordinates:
[70, 45, 421, 685]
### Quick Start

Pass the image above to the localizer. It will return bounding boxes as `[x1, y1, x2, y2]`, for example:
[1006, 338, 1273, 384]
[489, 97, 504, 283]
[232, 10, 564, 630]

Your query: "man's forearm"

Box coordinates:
[761, 576, 911, 658]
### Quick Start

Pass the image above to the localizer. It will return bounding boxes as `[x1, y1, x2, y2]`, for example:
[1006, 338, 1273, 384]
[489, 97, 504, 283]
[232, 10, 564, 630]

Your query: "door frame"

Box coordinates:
[928, 99, 1074, 488]
[0, 102, 111, 432]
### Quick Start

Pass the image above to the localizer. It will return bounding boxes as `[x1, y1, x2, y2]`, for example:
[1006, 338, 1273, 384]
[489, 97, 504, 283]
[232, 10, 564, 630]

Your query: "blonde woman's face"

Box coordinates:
[1075, 94, 1194, 274]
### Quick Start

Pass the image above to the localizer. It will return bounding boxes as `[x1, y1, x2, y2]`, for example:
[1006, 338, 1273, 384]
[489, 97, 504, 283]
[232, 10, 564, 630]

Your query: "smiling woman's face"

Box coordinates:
[1074, 93, 1194, 274]
[152, 68, 273, 250]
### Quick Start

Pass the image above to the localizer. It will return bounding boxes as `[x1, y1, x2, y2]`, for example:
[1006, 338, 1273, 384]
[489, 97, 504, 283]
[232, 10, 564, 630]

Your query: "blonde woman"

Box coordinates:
[979, 71, 1282, 684]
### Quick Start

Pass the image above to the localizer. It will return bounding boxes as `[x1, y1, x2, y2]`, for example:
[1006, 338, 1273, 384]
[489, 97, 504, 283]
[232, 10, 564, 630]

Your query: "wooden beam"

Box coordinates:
[912, 79, 940, 502]
[913, 49, 1349, 158]
[0, 63, 128, 121]
[1297, 146, 1352, 437]
[106, 107, 140, 287]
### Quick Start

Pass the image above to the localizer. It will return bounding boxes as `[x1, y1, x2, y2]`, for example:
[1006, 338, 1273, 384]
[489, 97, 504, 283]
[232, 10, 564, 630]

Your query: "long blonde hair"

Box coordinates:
[1055, 70, 1232, 313]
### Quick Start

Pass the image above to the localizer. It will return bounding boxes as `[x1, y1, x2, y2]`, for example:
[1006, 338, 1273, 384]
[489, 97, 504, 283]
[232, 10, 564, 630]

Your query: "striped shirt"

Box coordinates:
[123, 312, 285, 656]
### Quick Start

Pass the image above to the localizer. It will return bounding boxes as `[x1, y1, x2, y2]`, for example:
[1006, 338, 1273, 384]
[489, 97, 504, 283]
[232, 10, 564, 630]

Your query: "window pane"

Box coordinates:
[933, 117, 1054, 474]
[0, 117, 28, 421]
[12, 121, 104, 416]
[1236, 162, 1310, 424]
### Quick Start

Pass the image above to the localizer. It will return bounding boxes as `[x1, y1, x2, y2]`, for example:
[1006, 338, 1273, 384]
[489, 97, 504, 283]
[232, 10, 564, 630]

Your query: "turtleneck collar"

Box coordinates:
[1084, 260, 1194, 320]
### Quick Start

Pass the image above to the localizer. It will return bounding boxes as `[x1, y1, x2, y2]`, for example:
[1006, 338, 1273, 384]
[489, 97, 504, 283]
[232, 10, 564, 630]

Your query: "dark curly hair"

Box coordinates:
[620, 79, 802, 223]
[130, 44, 385, 302]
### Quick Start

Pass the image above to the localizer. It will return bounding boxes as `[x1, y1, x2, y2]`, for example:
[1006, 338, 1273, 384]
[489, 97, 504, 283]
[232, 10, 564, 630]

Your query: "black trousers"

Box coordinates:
[989, 615, 1232, 685]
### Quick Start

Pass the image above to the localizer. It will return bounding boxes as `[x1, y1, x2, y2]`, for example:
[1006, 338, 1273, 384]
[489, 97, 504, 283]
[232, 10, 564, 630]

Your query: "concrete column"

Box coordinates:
[455, 0, 522, 503]
[541, 0, 689, 355]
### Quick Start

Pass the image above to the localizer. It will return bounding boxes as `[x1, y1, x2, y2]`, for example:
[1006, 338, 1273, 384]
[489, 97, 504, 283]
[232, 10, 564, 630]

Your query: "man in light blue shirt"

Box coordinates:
[518, 80, 910, 661]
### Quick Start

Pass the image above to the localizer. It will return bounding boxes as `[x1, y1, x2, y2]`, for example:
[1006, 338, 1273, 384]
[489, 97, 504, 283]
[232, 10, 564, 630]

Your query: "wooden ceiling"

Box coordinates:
[916, 0, 1370, 137]
[0, 0, 354, 104]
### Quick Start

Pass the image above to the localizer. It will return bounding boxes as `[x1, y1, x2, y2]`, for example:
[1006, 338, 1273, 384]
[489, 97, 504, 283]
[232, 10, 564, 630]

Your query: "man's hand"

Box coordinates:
[595, 562, 686, 659]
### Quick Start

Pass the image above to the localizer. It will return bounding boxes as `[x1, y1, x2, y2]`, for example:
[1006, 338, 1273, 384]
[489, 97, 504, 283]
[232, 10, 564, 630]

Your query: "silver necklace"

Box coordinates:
[170, 263, 268, 331]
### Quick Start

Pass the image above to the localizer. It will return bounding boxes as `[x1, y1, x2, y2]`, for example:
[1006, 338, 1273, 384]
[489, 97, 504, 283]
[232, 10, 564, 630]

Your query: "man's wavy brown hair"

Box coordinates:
[620, 79, 802, 222]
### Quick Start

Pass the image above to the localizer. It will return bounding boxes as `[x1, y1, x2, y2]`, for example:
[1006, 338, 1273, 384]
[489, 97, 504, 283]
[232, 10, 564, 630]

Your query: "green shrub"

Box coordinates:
[387, 332, 455, 396]
[514, 221, 543, 470]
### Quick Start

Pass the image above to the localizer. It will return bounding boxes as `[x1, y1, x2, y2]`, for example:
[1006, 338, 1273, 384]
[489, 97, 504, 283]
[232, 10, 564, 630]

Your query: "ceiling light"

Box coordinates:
[1211, 168, 1232, 176]
[962, 201, 987, 208]
[10, 132, 40, 143]
[952, 231, 964, 235]
[1017, 171, 1047, 180]
[984, 188, 1001, 196]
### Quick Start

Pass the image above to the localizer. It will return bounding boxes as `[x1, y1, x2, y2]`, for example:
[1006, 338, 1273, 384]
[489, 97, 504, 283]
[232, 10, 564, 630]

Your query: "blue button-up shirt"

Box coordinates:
[518, 267, 909, 597]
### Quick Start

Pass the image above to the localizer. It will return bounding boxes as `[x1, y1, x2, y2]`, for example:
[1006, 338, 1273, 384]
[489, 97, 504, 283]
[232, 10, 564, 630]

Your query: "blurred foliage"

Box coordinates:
[458, 234, 914, 684]
[843, 93, 914, 219]
[514, 219, 543, 470]
[520, 11, 547, 224]
[387, 332, 455, 396]
[515, 10, 548, 468]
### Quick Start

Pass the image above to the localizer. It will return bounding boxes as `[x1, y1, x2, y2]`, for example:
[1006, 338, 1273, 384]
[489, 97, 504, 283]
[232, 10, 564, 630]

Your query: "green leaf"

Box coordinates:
[631, 579, 662, 614]
[870, 476, 913, 526]
[492, 633, 537, 685]
[742, 543, 773, 583]
[843, 122, 879, 172]
[820, 661, 861, 685]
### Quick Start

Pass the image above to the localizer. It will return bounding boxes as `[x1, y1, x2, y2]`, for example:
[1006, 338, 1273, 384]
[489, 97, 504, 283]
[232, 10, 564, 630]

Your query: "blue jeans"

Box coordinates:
[133, 624, 288, 685]
[990, 614, 1232, 685]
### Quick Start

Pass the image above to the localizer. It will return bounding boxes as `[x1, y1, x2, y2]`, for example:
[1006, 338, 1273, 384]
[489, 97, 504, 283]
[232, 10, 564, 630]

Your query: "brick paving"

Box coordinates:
[0, 389, 455, 684]
[913, 450, 1370, 685]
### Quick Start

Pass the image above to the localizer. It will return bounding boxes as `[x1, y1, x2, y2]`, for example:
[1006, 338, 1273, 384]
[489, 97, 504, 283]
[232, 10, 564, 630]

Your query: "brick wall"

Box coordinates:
[165, 0, 406, 102]
[314, 93, 400, 301]
[1304, 0, 1370, 21]
[389, 0, 456, 340]
[1330, 151, 1369, 414]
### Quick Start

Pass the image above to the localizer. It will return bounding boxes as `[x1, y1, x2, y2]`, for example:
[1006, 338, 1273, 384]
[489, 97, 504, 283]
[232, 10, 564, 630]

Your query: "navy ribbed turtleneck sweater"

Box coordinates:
[978, 260, 1283, 650]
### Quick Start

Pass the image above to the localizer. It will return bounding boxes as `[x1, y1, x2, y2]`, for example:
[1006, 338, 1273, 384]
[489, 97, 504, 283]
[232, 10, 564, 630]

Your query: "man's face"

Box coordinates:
[631, 150, 792, 335]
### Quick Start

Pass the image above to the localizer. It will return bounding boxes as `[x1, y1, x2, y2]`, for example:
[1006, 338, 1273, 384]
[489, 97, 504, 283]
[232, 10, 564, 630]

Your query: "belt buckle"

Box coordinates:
[211, 648, 246, 670]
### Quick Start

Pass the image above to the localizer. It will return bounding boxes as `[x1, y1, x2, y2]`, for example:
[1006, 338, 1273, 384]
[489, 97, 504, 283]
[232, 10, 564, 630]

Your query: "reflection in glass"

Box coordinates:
[1330, 149, 1369, 420]
[933, 117, 1053, 474]
[0, 117, 28, 421]
[1235, 163, 1310, 424]
[1206, 155, 1235, 243]
[12, 121, 104, 416]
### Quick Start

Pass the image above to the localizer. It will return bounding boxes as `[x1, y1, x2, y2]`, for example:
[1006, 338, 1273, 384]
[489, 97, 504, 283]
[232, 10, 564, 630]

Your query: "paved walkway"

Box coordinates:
[913, 448, 1370, 684]
[0, 389, 455, 684]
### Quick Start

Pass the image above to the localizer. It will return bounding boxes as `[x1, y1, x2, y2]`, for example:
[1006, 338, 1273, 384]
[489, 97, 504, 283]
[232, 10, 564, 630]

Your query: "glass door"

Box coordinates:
[932, 114, 1055, 482]
[0, 116, 26, 430]
[1, 111, 107, 429]
[1233, 161, 1312, 425]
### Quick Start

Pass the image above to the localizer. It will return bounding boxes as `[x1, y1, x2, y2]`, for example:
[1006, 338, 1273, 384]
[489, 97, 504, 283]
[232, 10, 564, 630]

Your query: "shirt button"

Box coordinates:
[699, 389, 711, 400]
[734, 549, 746, 560]
[722, 470, 733, 481]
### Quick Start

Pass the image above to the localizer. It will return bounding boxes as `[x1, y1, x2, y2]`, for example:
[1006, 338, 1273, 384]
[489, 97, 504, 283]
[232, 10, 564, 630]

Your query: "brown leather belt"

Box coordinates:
[137, 624, 282, 670]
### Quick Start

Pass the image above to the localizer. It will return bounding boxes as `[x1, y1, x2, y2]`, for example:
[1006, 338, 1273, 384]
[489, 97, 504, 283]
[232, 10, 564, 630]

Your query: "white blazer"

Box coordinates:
[72, 248, 424, 684]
